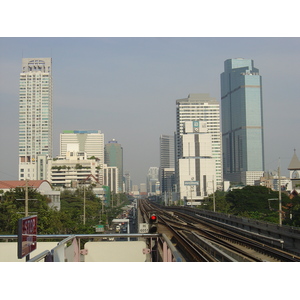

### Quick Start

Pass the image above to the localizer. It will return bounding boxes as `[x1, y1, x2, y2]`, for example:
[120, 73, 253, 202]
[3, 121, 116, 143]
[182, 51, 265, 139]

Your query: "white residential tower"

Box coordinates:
[18, 58, 52, 180]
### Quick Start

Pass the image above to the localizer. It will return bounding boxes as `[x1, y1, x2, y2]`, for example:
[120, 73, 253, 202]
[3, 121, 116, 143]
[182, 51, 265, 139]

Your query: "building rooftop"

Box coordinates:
[288, 150, 300, 170]
[0, 180, 51, 190]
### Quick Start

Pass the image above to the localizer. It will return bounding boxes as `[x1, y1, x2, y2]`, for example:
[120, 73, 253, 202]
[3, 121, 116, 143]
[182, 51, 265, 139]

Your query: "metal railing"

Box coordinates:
[0, 233, 182, 262]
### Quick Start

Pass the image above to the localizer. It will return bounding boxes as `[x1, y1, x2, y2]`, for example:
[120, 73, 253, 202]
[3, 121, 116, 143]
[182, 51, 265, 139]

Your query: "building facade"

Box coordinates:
[147, 167, 160, 196]
[60, 130, 104, 184]
[103, 165, 119, 194]
[159, 135, 175, 201]
[47, 151, 102, 188]
[288, 150, 300, 192]
[221, 58, 265, 185]
[60, 130, 104, 163]
[104, 139, 123, 192]
[178, 121, 216, 205]
[124, 171, 131, 193]
[176, 94, 222, 194]
[18, 58, 53, 180]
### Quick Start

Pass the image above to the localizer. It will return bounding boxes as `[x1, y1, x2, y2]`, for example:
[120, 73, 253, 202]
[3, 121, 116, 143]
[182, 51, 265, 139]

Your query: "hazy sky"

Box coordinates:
[1, 37, 300, 185]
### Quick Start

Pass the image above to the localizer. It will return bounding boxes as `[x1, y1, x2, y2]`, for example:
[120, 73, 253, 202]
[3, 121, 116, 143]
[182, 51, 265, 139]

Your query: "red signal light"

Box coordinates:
[150, 215, 157, 221]
[149, 213, 158, 233]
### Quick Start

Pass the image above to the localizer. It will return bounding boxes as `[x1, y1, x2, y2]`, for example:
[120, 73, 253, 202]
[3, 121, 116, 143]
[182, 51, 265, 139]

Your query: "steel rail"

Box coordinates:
[172, 210, 300, 262]
[142, 200, 300, 262]
[159, 215, 261, 261]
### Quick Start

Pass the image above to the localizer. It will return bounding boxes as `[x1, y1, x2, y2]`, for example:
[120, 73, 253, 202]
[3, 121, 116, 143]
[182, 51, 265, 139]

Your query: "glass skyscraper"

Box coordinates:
[221, 58, 264, 185]
[18, 58, 52, 180]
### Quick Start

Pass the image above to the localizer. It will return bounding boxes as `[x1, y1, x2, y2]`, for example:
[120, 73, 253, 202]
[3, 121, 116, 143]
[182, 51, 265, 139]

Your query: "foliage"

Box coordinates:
[202, 185, 300, 226]
[0, 187, 130, 235]
[202, 190, 230, 213]
[225, 186, 276, 214]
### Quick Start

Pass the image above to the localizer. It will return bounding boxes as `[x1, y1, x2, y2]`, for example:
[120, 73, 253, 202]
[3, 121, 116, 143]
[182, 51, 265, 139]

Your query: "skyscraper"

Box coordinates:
[160, 135, 175, 169]
[159, 135, 175, 195]
[221, 58, 264, 185]
[178, 121, 216, 204]
[19, 58, 52, 180]
[176, 94, 223, 192]
[147, 167, 159, 195]
[104, 139, 123, 192]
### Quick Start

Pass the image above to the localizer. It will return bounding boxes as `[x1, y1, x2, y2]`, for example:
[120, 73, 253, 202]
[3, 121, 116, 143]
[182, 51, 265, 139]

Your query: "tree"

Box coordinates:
[203, 190, 230, 213]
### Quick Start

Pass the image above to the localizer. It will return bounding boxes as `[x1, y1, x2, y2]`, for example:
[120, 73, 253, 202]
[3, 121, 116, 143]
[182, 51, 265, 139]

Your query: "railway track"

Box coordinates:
[139, 200, 300, 262]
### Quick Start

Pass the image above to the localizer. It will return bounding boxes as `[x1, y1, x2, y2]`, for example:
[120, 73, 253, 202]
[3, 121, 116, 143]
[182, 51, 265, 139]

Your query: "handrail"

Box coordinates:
[161, 233, 183, 262]
[27, 250, 51, 262]
[0, 233, 160, 240]
[1, 233, 181, 262]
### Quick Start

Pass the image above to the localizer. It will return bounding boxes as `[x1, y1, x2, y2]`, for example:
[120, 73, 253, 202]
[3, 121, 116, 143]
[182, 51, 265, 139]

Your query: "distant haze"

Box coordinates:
[1, 37, 299, 185]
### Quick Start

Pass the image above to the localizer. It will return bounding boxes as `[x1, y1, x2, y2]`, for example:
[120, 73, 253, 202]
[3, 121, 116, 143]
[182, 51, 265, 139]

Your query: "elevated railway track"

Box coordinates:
[139, 199, 300, 262]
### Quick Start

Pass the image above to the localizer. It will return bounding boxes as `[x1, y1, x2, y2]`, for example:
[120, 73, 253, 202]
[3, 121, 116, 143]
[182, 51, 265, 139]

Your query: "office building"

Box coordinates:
[60, 130, 104, 184]
[19, 58, 53, 180]
[221, 58, 264, 185]
[176, 94, 222, 195]
[47, 151, 102, 188]
[178, 121, 216, 205]
[124, 171, 131, 193]
[159, 135, 175, 198]
[147, 167, 160, 196]
[139, 183, 147, 198]
[103, 165, 119, 194]
[104, 139, 123, 192]
[60, 130, 104, 163]
[160, 135, 175, 169]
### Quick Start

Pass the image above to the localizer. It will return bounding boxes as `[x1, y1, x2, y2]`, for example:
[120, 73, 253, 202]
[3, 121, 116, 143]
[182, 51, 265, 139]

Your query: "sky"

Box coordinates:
[1, 37, 300, 185]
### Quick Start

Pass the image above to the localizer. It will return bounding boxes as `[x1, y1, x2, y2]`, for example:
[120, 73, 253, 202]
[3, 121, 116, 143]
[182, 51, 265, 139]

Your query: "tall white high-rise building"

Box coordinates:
[176, 94, 223, 192]
[178, 121, 216, 204]
[18, 58, 52, 180]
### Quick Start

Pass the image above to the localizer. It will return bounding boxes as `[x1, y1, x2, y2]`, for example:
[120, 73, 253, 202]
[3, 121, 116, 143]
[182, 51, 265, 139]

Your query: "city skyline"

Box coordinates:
[1, 37, 300, 185]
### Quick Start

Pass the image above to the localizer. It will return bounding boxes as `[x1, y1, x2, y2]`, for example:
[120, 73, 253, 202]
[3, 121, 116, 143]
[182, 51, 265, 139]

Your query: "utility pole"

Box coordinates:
[16, 179, 37, 215]
[83, 184, 86, 225]
[278, 163, 282, 226]
[25, 179, 29, 217]
[212, 178, 215, 213]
